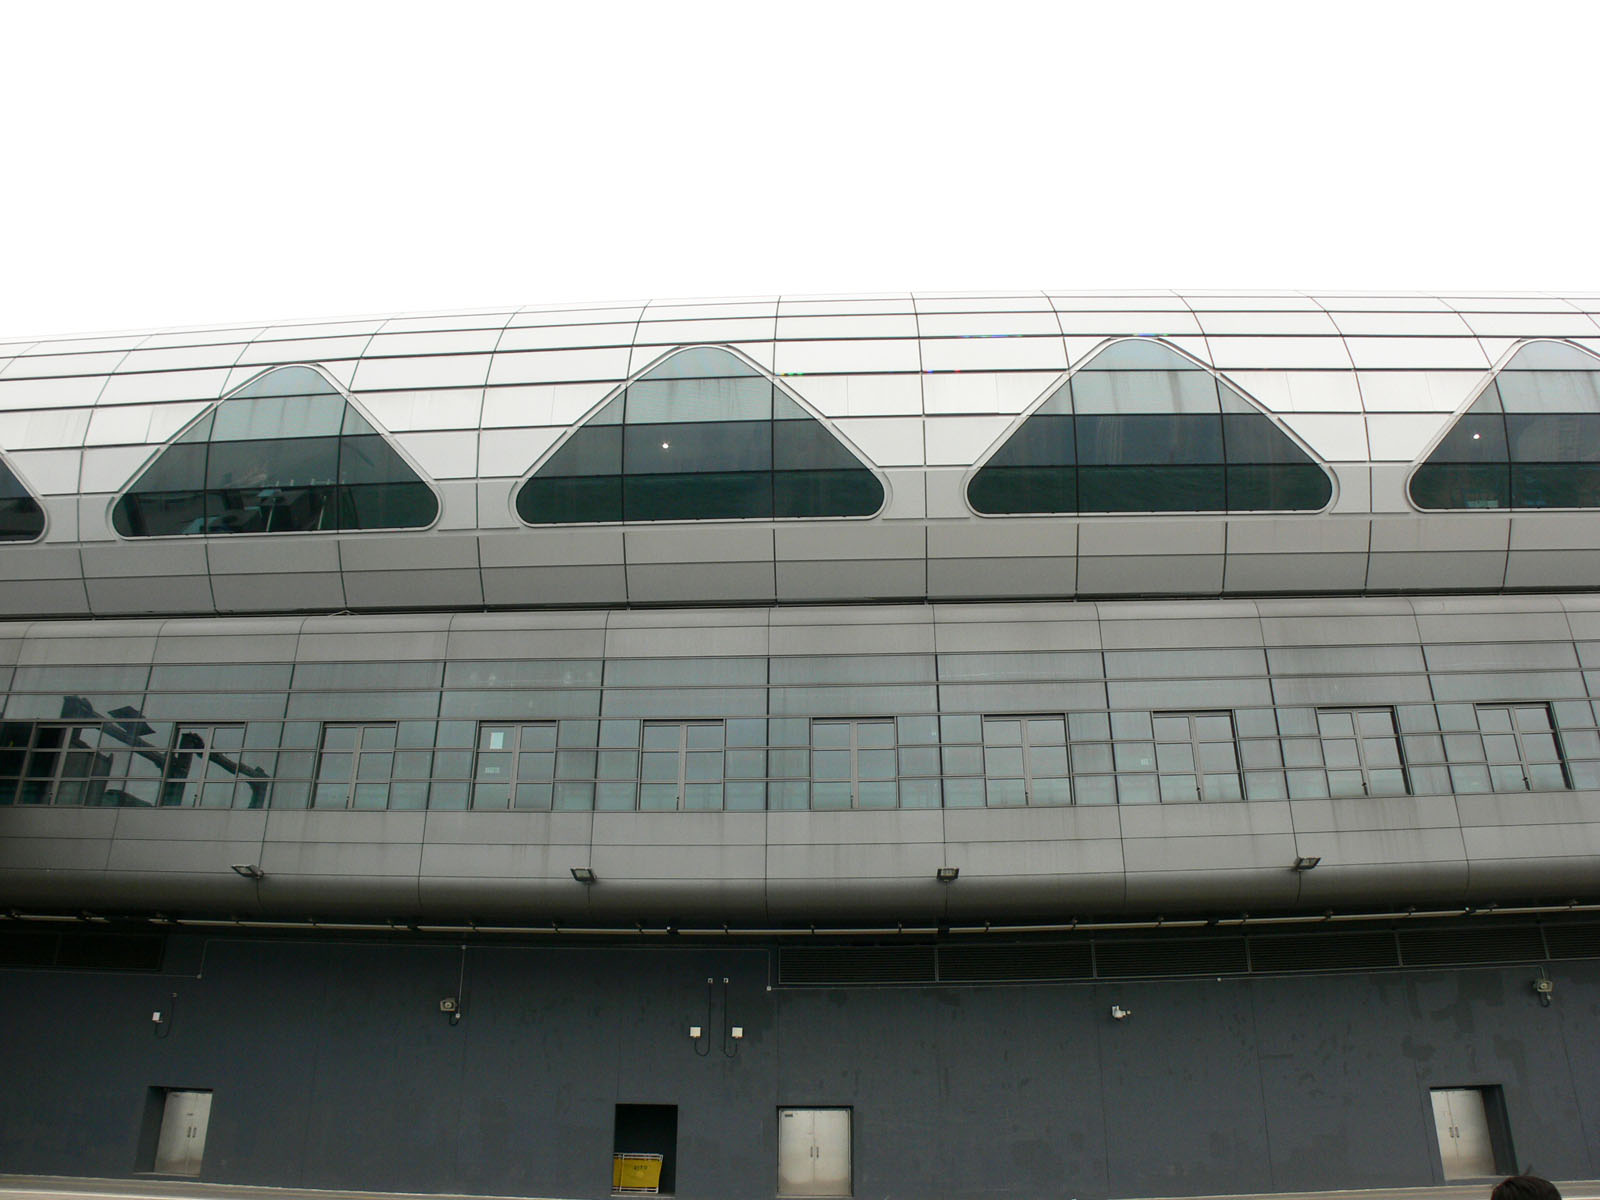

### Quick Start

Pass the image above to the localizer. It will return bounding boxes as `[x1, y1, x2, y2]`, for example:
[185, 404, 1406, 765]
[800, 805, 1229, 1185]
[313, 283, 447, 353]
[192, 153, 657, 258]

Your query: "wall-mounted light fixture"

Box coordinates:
[1111, 1005, 1132, 1021]
[936, 867, 960, 883]
[230, 863, 265, 880]
[1292, 856, 1321, 872]
[570, 867, 596, 884]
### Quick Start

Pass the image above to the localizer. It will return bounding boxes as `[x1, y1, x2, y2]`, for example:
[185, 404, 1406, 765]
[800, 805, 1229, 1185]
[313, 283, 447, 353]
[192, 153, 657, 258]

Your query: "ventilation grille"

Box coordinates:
[939, 942, 1093, 982]
[0, 931, 165, 972]
[1249, 931, 1399, 973]
[780, 945, 936, 985]
[1399, 925, 1546, 966]
[1096, 937, 1249, 978]
[1543, 922, 1600, 960]
[775, 920, 1597, 986]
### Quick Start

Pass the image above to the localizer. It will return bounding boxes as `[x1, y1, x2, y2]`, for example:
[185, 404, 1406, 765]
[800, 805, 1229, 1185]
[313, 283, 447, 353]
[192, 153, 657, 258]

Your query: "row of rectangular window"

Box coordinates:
[0, 702, 1582, 811]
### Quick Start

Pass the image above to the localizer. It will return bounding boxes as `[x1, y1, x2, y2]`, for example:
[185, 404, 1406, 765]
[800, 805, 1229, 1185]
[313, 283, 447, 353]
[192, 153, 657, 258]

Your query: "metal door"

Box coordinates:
[778, 1108, 851, 1197]
[1431, 1088, 1496, 1179]
[153, 1090, 211, 1176]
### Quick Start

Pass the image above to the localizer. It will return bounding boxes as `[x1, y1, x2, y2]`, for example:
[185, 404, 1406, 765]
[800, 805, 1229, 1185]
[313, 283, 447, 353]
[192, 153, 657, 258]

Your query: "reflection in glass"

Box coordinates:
[969, 338, 1331, 514]
[517, 346, 882, 523]
[112, 365, 438, 536]
[0, 454, 45, 541]
[1412, 340, 1600, 510]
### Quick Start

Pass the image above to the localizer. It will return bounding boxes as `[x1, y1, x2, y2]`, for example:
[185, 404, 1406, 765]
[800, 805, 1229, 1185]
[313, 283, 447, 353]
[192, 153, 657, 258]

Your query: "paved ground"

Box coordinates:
[5, 1174, 1600, 1200]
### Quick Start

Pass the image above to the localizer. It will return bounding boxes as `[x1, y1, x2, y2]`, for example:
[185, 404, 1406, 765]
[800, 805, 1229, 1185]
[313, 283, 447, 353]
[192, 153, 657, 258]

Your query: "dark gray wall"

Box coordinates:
[3, 935, 1597, 1199]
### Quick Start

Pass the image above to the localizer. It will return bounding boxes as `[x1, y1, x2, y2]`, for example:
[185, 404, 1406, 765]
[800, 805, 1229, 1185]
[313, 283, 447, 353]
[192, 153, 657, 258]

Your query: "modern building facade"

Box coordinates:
[3, 292, 1600, 1198]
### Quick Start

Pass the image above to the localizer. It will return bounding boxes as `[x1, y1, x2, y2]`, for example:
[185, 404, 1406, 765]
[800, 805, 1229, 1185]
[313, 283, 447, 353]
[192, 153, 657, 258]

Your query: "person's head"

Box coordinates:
[1492, 1176, 1561, 1200]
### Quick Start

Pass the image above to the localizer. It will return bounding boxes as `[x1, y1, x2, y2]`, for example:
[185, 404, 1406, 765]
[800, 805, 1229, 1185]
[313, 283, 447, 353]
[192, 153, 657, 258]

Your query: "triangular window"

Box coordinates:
[0, 452, 46, 542]
[112, 365, 438, 536]
[968, 338, 1332, 514]
[1410, 340, 1600, 510]
[517, 346, 884, 523]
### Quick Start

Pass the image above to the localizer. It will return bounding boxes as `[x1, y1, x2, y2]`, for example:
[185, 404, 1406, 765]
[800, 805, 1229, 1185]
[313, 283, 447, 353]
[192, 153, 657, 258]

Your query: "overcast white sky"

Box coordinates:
[3, 0, 1597, 339]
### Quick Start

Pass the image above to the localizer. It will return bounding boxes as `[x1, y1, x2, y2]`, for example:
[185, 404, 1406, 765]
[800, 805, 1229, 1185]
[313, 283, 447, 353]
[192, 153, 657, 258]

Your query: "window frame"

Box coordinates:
[1473, 701, 1572, 792]
[1316, 706, 1411, 797]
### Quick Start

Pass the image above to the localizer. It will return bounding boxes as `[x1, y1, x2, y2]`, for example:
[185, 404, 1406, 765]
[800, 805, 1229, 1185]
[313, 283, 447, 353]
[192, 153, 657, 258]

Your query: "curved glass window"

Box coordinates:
[112, 365, 438, 537]
[517, 346, 883, 524]
[1410, 340, 1600, 510]
[968, 339, 1332, 514]
[0, 453, 45, 542]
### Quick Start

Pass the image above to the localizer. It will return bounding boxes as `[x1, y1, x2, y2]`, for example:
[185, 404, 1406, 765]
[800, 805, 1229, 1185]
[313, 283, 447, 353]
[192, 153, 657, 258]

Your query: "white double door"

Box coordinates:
[778, 1107, 851, 1197]
[153, 1090, 212, 1176]
[1431, 1088, 1496, 1179]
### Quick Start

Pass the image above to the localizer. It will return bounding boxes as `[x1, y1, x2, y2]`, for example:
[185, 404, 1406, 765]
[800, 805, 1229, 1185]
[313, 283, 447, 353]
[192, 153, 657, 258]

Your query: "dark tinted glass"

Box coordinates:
[968, 339, 1330, 514]
[114, 366, 436, 535]
[1411, 341, 1600, 510]
[773, 469, 883, 518]
[518, 346, 881, 523]
[0, 459, 44, 541]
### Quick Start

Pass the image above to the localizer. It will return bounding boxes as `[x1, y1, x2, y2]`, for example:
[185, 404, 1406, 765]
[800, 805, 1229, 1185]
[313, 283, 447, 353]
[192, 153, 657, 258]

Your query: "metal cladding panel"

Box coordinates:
[0, 293, 1595, 611]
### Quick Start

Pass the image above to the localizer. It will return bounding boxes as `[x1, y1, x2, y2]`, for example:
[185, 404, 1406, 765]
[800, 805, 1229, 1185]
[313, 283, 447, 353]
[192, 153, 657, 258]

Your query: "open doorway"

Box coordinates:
[1430, 1086, 1515, 1180]
[613, 1103, 677, 1195]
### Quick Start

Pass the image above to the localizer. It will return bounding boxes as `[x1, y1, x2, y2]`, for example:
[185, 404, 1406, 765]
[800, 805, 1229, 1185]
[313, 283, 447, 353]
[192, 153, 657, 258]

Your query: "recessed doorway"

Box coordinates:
[613, 1103, 677, 1195]
[1430, 1086, 1513, 1179]
[778, 1107, 852, 1197]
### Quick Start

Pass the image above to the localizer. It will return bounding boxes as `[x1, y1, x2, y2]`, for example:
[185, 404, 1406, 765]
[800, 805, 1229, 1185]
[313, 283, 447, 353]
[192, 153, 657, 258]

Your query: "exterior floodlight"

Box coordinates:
[936, 867, 960, 883]
[1292, 856, 1321, 872]
[570, 867, 597, 884]
[231, 863, 265, 880]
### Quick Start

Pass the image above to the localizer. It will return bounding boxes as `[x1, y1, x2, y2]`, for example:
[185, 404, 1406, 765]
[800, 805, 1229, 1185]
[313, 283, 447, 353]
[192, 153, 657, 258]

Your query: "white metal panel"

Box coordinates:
[485, 346, 632, 386]
[496, 321, 636, 351]
[831, 417, 923, 466]
[1325, 310, 1474, 336]
[351, 354, 493, 391]
[0, 350, 127, 378]
[776, 296, 914, 315]
[1356, 371, 1481, 412]
[1182, 292, 1322, 310]
[775, 314, 919, 339]
[0, 375, 111, 407]
[925, 416, 1011, 466]
[98, 369, 230, 404]
[1365, 413, 1447, 461]
[1205, 337, 1354, 370]
[360, 390, 484, 432]
[1278, 414, 1370, 461]
[922, 372, 1055, 415]
[232, 334, 372, 366]
[918, 336, 1067, 372]
[479, 427, 559, 477]
[1342, 337, 1490, 369]
[114, 344, 247, 373]
[633, 317, 775, 344]
[507, 303, 646, 327]
[1052, 309, 1203, 335]
[1224, 370, 1363, 413]
[914, 293, 1052, 312]
[393, 430, 477, 479]
[0, 407, 93, 449]
[363, 329, 505, 356]
[482, 382, 612, 428]
[773, 338, 922, 375]
[789, 374, 922, 417]
[374, 311, 515, 332]
[8, 449, 81, 493]
[916, 312, 1061, 336]
[1195, 310, 1340, 334]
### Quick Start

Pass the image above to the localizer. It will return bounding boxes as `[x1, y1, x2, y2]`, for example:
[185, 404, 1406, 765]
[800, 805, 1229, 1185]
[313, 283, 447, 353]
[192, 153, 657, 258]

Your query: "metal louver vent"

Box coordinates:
[1542, 923, 1600, 960]
[1095, 936, 1249, 978]
[1399, 925, 1545, 966]
[779, 945, 937, 985]
[938, 942, 1094, 982]
[1249, 931, 1399, 973]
